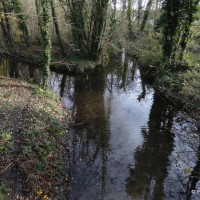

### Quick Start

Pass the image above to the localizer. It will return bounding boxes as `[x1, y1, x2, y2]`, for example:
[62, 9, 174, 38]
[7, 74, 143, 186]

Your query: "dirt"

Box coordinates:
[0, 76, 71, 199]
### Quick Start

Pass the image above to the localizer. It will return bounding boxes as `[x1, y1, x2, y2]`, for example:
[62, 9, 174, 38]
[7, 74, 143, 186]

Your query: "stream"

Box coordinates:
[0, 56, 200, 200]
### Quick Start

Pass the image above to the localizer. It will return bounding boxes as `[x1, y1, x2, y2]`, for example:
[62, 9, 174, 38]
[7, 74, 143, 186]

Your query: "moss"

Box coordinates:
[75, 60, 100, 73]
[41, 0, 52, 85]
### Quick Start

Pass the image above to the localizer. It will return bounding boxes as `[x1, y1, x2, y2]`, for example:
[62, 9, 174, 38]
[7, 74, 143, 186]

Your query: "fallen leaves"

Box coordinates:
[0, 76, 70, 199]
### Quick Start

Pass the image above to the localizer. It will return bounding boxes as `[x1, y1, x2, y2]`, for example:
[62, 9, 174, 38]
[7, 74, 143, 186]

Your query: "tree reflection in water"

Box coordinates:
[0, 57, 43, 84]
[186, 135, 200, 200]
[65, 66, 111, 200]
[1, 56, 199, 199]
[126, 92, 175, 199]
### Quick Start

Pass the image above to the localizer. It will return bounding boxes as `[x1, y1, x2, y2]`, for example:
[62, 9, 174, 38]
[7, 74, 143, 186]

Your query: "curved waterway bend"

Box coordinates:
[0, 57, 200, 199]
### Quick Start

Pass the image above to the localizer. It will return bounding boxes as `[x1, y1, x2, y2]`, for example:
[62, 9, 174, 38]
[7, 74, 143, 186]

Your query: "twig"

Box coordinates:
[1, 161, 14, 174]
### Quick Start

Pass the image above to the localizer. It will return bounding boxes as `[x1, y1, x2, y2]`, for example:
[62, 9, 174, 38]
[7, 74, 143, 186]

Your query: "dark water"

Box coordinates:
[0, 56, 200, 200]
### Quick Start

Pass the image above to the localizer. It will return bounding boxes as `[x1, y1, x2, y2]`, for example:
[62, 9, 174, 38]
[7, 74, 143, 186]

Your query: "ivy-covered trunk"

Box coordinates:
[111, 0, 117, 29]
[127, 0, 133, 38]
[41, 0, 52, 86]
[0, 2, 14, 47]
[35, 0, 44, 44]
[66, 0, 109, 60]
[89, 0, 109, 60]
[137, 0, 142, 26]
[179, 0, 199, 61]
[67, 0, 87, 56]
[158, 0, 200, 66]
[140, 0, 153, 31]
[11, 0, 31, 46]
[158, 0, 182, 64]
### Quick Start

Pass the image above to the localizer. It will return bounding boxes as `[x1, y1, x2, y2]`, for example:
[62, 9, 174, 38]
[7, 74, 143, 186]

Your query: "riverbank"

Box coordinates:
[0, 76, 71, 199]
[122, 33, 200, 120]
[1, 45, 109, 74]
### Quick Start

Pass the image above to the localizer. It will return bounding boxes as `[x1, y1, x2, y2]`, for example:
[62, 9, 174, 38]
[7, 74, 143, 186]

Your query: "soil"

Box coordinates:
[0, 76, 71, 199]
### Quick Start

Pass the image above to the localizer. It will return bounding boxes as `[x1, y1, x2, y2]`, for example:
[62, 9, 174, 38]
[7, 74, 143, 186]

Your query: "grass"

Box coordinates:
[0, 76, 70, 199]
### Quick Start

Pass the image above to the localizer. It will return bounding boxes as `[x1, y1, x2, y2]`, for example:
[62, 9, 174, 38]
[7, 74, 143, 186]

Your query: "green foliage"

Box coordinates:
[128, 32, 162, 66]
[157, 0, 200, 65]
[183, 168, 193, 174]
[156, 70, 184, 91]
[34, 86, 58, 101]
[1, 132, 12, 141]
[179, 66, 200, 106]
[0, 183, 6, 200]
[183, 52, 196, 66]
[0, 131, 13, 155]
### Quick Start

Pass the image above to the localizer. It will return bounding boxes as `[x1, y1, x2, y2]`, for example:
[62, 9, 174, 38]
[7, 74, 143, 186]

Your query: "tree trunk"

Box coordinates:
[179, 1, 197, 62]
[140, 0, 153, 31]
[122, 0, 126, 17]
[0, 15, 11, 46]
[127, 0, 133, 38]
[11, 0, 31, 46]
[41, 0, 52, 86]
[137, 0, 142, 26]
[0, 2, 14, 47]
[111, 0, 117, 23]
[35, 0, 44, 44]
[89, 0, 109, 60]
[67, 0, 87, 56]
[66, 0, 109, 60]
[51, 0, 65, 56]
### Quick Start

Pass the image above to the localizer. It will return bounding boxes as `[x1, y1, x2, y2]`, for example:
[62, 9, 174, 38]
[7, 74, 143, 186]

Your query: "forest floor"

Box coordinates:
[0, 76, 71, 199]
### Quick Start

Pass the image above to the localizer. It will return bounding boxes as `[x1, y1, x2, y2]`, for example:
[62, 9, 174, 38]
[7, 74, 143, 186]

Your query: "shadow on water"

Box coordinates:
[1, 54, 200, 200]
[0, 57, 43, 84]
[186, 142, 200, 199]
[62, 67, 111, 200]
[126, 92, 175, 199]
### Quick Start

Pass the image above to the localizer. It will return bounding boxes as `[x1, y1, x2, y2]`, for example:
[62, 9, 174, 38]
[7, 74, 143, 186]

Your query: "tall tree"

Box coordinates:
[179, 0, 199, 61]
[157, 0, 200, 65]
[11, 0, 31, 46]
[122, 0, 127, 17]
[66, 0, 109, 60]
[159, 0, 181, 63]
[66, 0, 87, 56]
[41, 0, 52, 85]
[35, 0, 44, 44]
[111, 0, 117, 29]
[137, 0, 142, 26]
[89, 0, 109, 60]
[0, 1, 14, 47]
[127, 0, 134, 38]
[140, 0, 153, 31]
[51, 0, 65, 56]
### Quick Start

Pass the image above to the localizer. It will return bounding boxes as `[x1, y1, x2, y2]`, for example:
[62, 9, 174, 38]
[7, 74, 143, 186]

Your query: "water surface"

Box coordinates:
[0, 56, 200, 200]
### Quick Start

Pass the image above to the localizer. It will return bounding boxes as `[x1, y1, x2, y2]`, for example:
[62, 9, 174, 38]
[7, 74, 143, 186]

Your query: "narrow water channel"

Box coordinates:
[0, 56, 200, 200]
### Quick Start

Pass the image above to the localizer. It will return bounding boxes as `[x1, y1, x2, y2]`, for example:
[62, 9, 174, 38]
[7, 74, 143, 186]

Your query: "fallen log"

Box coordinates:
[50, 62, 78, 74]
